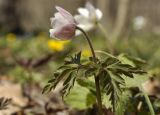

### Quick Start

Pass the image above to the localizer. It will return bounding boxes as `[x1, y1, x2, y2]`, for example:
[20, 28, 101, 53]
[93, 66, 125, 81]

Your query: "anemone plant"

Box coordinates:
[43, 6, 153, 115]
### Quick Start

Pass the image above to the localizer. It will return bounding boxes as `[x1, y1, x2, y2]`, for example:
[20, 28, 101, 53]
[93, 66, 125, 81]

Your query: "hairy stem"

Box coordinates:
[95, 76, 103, 115]
[140, 86, 155, 115]
[76, 26, 103, 115]
[76, 26, 96, 61]
[143, 92, 155, 115]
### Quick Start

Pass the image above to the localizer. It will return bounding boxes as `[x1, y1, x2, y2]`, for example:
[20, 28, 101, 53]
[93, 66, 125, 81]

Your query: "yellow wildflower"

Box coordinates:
[47, 39, 70, 52]
[82, 49, 92, 57]
[6, 33, 16, 42]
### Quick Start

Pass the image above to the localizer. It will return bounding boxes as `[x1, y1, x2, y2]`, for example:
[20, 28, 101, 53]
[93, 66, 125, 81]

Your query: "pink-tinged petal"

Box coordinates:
[54, 12, 66, 22]
[50, 17, 56, 27]
[56, 6, 75, 24]
[96, 9, 103, 20]
[53, 13, 69, 27]
[54, 12, 69, 23]
[77, 8, 89, 18]
[51, 12, 70, 28]
[49, 6, 76, 40]
[54, 24, 76, 40]
[56, 6, 72, 17]
[49, 29, 62, 40]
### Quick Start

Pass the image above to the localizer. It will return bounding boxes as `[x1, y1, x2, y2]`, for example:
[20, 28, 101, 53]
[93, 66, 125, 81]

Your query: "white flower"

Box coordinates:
[49, 6, 77, 40]
[133, 16, 146, 31]
[74, 2, 103, 35]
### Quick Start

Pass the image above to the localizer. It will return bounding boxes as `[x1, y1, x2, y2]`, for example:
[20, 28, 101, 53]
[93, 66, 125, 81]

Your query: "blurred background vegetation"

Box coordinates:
[0, 0, 160, 114]
[0, 0, 160, 74]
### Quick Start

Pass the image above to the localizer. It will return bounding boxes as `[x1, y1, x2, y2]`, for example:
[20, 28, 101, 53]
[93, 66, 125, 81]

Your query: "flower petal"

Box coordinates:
[49, 29, 56, 38]
[54, 24, 76, 40]
[56, 6, 75, 23]
[49, 29, 62, 40]
[53, 13, 69, 27]
[77, 8, 89, 18]
[74, 15, 95, 33]
[85, 2, 98, 20]
[96, 9, 103, 20]
[76, 23, 95, 36]
[74, 15, 90, 24]
[85, 2, 95, 12]
[50, 17, 56, 27]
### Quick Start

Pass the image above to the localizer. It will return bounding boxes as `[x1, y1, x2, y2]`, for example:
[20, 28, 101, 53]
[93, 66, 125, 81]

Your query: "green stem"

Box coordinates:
[95, 76, 103, 115]
[97, 23, 109, 41]
[141, 86, 155, 115]
[76, 26, 96, 61]
[98, 23, 114, 54]
[76, 26, 103, 115]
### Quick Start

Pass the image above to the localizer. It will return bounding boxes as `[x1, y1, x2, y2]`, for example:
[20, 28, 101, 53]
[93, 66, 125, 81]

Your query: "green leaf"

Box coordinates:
[108, 71, 125, 86]
[77, 77, 96, 95]
[86, 93, 96, 107]
[101, 57, 120, 67]
[65, 52, 81, 65]
[42, 67, 73, 94]
[62, 71, 77, 97]
[125, 74, 148, 88]
[84, 67, 98, 77]
[108, 63, 146, 78]
[100, 69, 127, 110]
[118, 53, 146, 67]
[64, 82, 96, 110]
[42, 84, 52, 94]
[100, 70, 121, 108]
[115, 90, 132, 115]
[102, 94, 112, 108]
[153, 99, 160, 108]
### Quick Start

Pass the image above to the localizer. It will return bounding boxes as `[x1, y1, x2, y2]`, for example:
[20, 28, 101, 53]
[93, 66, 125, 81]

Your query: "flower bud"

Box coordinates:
[49, 6, 76, 40]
